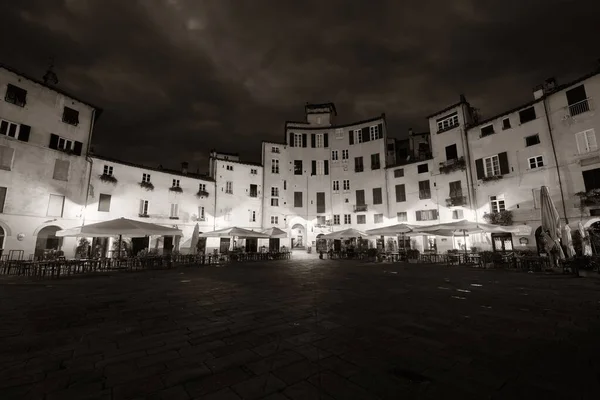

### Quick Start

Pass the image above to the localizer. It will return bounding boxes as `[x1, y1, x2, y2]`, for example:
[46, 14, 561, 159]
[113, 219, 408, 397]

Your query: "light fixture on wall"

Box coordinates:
[519, 237, 529, 245]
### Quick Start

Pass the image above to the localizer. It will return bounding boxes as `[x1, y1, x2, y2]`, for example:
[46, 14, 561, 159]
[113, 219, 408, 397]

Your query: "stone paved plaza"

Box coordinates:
[1, 258, 600, 399]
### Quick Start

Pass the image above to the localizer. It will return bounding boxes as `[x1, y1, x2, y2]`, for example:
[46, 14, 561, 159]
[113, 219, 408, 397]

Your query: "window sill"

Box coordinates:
[169, 217, 179, 220]
[139, 214, 149, 218]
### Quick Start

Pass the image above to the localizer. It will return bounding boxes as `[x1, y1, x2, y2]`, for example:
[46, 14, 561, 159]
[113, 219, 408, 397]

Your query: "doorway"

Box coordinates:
[220, 237, 231, 253]
[291, 223, 305, 248]
[246, 238, 258, 252]
[34, 225, 63, 259]
[269, 238, 280, 252]
[131, 237, 149, 256]
[163, 236, 174, 255]
[197, 237, 207, 253]
[492, 233, 513, 252]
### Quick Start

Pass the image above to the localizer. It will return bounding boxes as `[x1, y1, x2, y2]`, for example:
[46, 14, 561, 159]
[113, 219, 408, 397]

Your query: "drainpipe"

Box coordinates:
[542, 97, 569, 224]
[460, 104, 478, 222]
[82, 108, 96, 227]
[213, 179, 217, 231]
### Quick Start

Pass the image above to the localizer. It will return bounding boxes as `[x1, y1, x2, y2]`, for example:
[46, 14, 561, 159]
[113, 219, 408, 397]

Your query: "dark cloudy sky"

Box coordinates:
[2, 0, 599, 173]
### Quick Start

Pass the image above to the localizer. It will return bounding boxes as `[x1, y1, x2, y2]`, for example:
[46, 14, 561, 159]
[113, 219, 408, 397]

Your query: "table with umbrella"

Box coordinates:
[199, 227, 288, 261]
[320, 228, 370, 259]
[366, 223, 415, 261]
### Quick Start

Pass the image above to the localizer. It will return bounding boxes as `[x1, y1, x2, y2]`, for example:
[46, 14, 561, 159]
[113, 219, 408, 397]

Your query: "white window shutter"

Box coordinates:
[576, 131, 587, 154]
[139, 200, 144, 214]
[586, 129, 597, 152]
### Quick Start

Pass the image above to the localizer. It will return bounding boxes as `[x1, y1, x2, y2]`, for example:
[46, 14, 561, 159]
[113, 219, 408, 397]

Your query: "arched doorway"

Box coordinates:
[291, 223, 305, 249]
[35, 225, 63, 259]
[588, 221, 600, 254]
[316, 234, 327, 252]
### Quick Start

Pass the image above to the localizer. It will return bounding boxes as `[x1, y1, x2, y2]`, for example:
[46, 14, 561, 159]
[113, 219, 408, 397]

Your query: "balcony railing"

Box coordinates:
[371, 163, 381, 170]
[446, 196, 466, 207]
[355, 167, 364, 173]
[419, 190, 431, 200]
[354, 204, 368, 212]
[439, 157, 466, 174]
[568, 98, 592, 117]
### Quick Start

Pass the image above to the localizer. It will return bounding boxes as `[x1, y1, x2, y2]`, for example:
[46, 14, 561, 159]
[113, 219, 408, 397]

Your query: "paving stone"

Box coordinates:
[231, 373, 287, 400]
[161, 364, 212, 386]
[112, 375, 165, 400]
[283, 380, 334, 400]
[272, 359, 322, 385]
[246, 349, 305, 375]
[206, 349, 261, 372]
[184, 367, 251, 397]
[308, 371, 375, 400]
[147, 385, 191, 400]
[202, 387, 242, 400]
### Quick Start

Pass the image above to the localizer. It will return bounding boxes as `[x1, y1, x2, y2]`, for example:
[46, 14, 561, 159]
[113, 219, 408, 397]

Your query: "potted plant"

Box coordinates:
[75, 238, 91, 259]
[139, 181, 154, 191]
[481, 175, 503, 183]
[196, 189, 210, 198]
[366, 248, 378, 262]
[169, 186, 183, 193]
[407, 249, 420, 263]
[483, 210, 513, 226]
[99, 173, 117, 184]
[439, 157, 466, 174]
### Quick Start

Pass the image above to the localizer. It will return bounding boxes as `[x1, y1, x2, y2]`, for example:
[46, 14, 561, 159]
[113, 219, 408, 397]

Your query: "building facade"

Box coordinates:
[0, 65, 100, 259]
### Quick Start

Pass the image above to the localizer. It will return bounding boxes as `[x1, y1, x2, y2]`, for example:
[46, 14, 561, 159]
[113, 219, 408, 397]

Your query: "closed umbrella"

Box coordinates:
[190, 224, 200, 254]
[561, 225, 575, 258]
[540, 186, 565, 262]
[578, 221, 593, 256]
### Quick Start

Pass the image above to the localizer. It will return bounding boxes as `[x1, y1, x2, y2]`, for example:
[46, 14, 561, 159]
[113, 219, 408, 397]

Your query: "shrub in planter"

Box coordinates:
[406, 249, 420, 262]
[481, 175, 503, 183]
[139, 181, 154, 191]
[99, 174, 117, 184]
[483, 210, 513, 226]
[169, 186, 183, 193]
[196, 190, 209, 198]
[366, 248, 378, 261]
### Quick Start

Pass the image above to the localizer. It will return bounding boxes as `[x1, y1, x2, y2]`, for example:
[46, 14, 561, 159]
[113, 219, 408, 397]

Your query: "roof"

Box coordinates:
[209, 149, 239, 157]
[284, 114, 385, 132]
[262, 140, 287, 146]
[91, 154, 214, 181]
[209, 156, 263, 168]
[425, 100, 465, 119]
[0, 63, 103, 122]
[305, 102, 338, 116]
[469, 98, 542, 129]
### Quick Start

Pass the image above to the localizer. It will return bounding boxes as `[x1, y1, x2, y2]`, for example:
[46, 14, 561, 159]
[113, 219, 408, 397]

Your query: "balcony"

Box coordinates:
[419, 190, 431, 200]
[439, 157, 466, 174]
[196, 190, 209, 198]
[355, 167, 364, 173]
[567, 98, 592, 117]
[446, 196, 466, 207]
[354, 204, 368, 212]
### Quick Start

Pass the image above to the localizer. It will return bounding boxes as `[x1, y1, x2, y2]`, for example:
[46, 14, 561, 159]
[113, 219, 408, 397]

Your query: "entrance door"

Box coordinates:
[492, 233, 513, 252]
[197, 237, 207, 253]
[246, 238, 258, 252]
[131, 237, 149, 256]
[269, 238, 280, 252]
[334, 239, 342, 252]
[220, 238, 231, 253]
[163, 236, 174, 255]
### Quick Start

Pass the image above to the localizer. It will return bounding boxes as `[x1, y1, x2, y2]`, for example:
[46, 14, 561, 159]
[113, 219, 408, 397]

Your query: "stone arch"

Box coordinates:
[290, 223, 306, 249]
[583, 218, 600, 229]
[0, 220, 12, 237]
[33, 222, 65, 237]
[34, 225, 64, 259]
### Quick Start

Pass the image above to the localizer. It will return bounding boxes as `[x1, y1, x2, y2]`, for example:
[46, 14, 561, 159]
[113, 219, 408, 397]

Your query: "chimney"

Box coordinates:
[533, 84, 545, 100]
[459, 94, 466, 103]
[181, 162, 189, 174]
[544, 77, 557, 92]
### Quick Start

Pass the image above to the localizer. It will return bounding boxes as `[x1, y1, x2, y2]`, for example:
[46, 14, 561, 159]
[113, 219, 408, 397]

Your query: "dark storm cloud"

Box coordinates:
[1, 0, 599, 171]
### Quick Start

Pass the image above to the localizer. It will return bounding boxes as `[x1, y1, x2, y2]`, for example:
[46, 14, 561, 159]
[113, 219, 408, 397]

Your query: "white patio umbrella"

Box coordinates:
[320, 228, 368, 240]
[540, 186, 565, 262]
[366, 224, 415, 252]
[199, 226, 269, 238]
[56, 217, 183, 259]
[261, 227, 288, 238]
[189, 223, 200, 254]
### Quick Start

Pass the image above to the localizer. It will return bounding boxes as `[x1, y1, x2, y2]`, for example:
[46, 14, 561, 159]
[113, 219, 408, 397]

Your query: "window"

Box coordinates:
[228, 165, 234, 171]
[199, 183, 206, 192]
[343, 180, 350, 192]
[418, 180, 431, 199]
[331, 150, 339, 161]
[374, 213, 384, 224]
[225, 181, 233, 194]
[372, 188, 383, 205]
[369, 125, 380, 140]
[199, 206, 205, 220]
[416, 210, 438, 221]
[0, 187, 6, 213]
[315, 134, 324, 148]
[249, 210, 256, 222]
[271, 146, 280, 153]
[417, 163, 428, 174]
[97, 194, 111, 212]
[139, 199, 149, 216]
[502, 118, 511, 130]
[52, 159, 69, 181]
[449, 181, 463, 198]
[335, 129, 343, 139]
[483, 155, 501, 177]
[5, 84, 27, 107]
[519, 107, 536, 124]
[170, 204, 179, 219]
[103, 165, 113, 176]
[224, 209, 232, 221]
[481, 124, 495, 137]
[437, 112, 459, 132]
[395, 184, 406, 202]
[271, 187, 279, 197]
[47, 194, 65, 217]
[271, 216, 279, 224]
[397, 212, 407, 222]
[294, 160, 303, 175]
[271, 198, 279, 207]
[528, 155, 544, 169]
[142, 173, 151, 183]
[354, 157, 364, 172]
[250, 169, 257, 175]
[316, 192, 326, 213]
[249, 184, 258, 197]
[0, 145, 15, 171]
[445, 144, 458, 161]
[332, 180, 340, 193]
[333, 215, 341, 225]
[525, 134, 540, 147]
[283, 180, 286, 190]
[317, 216, 326, 225]
[316, 160, 325, 175]
[172, 179, 180, 187]
[357, 215, 366, 224]
[62, 107, 79, 126]
[294, 192, 303, 207]
[566, 85, 590, 116]
[371, 153, 380, 170]
[354, 129, 363, 144]
[582, 168, 600, 191]
[344, 214, 351, 224]
[271, 159, 279, 174]
[490, 195, 505, 213]
[575, 129, 598, 154]
[342, 149, 349, 160]
[452, 209, 464, 219]
[293, 133, 303, 147]
[394, 168, 404, 178]
[0, 119, 20, 139]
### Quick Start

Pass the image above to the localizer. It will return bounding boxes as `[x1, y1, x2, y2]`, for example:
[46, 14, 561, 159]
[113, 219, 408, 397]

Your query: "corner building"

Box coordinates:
[262, 103, 390, 249]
